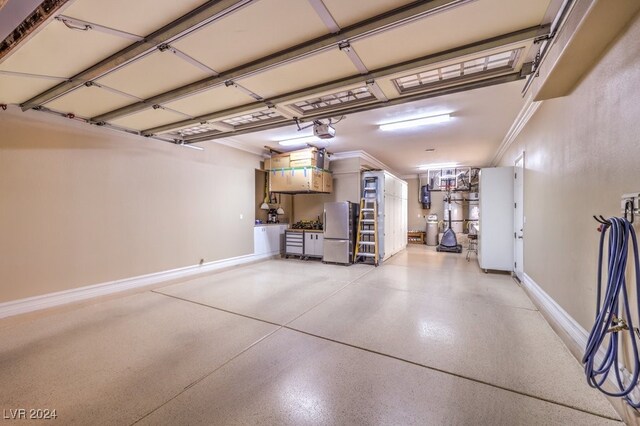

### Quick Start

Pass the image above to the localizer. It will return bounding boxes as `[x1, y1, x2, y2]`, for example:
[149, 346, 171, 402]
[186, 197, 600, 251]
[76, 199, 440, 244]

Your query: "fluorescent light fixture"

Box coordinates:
[379, 113, 451, 131]
[177, 141, 204, 151]
[278, 135, 320, 146]
[418, 162, 458, 170]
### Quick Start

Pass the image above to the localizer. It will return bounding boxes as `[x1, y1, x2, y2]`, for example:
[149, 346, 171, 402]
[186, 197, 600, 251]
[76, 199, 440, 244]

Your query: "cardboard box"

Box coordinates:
[289, 147, 316, 161]
[269, 168, 323, 192]
[290, 158, 319, 168]
[310, 168, 323, 192]
[322, 171, 333, 193]
[265, 154, 290, 170]
[289, 147, 325, 168]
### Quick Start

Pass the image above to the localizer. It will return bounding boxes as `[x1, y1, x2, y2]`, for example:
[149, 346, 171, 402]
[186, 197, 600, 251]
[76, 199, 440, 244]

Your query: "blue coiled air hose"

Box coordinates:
[583, 217, 640, 407]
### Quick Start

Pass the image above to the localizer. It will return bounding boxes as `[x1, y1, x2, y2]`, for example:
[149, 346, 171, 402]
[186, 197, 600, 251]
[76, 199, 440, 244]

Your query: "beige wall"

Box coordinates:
[292, 157, 362, 223]
[498, 13, 640, 330]
[406, 177, 446, 231]
[406, 178, 425, 231]
[0, 107, 261, 303]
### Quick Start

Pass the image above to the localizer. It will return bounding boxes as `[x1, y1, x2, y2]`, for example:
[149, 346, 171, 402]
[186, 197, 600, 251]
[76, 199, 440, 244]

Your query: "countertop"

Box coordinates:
[254, 223, 290, 227]
[286, 228, 323, 233]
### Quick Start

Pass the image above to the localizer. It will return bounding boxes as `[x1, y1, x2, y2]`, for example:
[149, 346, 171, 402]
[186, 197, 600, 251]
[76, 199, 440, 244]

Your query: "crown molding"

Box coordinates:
[491, 95, 541, 166]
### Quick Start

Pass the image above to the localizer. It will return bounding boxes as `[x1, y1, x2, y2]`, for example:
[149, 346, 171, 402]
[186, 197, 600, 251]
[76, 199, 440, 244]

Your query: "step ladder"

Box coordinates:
[355, 178, 379, 266]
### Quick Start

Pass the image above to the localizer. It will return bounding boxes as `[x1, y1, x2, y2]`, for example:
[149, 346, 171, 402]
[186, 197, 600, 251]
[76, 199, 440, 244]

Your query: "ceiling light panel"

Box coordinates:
[162, 85, 251, 117]
[109, 107, 189, 131]
[279, 135, 320, 146]
[179, 125, 220, 136]
[95, 50, 210, 99]
[0, 74, 59, 105]
[287, 86, 375, 115]
[379, 113, 451, 131]
[165, 123, 222, 138]
[392, 48, 523, 94]
[350, 0, 549, 70]
[44, 85, 137, 118]
[221, 109, 283, 128]
[235, 49, 355, 99]
[62, 0, 208, 37]
[172, 0, 328, 73]
[0, 19, 131, 78]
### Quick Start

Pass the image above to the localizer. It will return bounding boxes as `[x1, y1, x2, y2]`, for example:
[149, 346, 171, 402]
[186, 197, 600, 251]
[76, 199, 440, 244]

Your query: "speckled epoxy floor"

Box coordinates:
[0, 246, 621, 424]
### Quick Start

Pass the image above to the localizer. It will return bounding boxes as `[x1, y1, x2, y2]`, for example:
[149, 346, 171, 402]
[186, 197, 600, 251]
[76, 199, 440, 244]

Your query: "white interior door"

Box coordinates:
[514, 154, 524, 281]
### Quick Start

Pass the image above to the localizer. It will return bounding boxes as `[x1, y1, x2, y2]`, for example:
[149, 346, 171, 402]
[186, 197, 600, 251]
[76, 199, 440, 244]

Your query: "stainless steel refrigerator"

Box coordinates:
[323, 201, 358, 265]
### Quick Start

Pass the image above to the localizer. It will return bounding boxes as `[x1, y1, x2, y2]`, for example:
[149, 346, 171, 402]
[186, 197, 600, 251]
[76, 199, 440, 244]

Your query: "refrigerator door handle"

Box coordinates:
[323, 210, 326, 235]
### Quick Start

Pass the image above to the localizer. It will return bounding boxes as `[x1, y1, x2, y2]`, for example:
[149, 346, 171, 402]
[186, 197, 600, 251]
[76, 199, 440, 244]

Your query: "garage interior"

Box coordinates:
[1, 0, 640, 424]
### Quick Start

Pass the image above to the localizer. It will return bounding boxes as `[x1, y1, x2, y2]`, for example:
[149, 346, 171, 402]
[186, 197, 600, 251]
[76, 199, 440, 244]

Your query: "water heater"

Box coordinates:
[420, 184, 431, 209]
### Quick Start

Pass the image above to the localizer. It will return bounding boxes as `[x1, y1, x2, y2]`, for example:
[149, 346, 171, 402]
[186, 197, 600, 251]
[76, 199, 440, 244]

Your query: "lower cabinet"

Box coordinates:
[285, 230, 324, 259]
[254, 225, 288, 256]
[304, 231, 324, 258]
[285, 231, 304, 257]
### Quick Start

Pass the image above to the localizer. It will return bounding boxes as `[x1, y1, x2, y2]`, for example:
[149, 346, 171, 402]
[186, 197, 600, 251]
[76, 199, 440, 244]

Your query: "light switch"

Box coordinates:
[239, 213, 244, 220]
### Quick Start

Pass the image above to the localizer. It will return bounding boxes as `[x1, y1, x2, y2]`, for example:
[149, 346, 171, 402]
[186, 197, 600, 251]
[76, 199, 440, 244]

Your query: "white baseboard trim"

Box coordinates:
[522, 273, 640, 422]
[522, 273, 590, 350]
[0, 252, 277, 320]
[522, 273, 612, 380]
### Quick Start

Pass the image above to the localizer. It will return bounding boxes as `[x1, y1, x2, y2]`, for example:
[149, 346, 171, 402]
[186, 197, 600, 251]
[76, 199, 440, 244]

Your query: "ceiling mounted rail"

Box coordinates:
[90, 0, 475, 123]
[183, 72, 523, 143]
[19, 0, 255, 111]
[143, 24, 548, 136]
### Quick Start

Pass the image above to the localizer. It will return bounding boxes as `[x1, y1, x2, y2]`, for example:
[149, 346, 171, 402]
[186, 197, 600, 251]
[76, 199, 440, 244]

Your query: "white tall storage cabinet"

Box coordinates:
[362, 171, 408, 261]
[478, 167, 514, 272]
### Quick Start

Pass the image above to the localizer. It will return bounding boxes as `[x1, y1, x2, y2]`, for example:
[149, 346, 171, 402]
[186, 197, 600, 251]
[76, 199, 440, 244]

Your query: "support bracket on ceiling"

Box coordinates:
[225, 80, 264, 101]
[338, 41, 369, 75]
[306, 0, 340, 33]
[366, 80, 388, 102]
[56, 15, 144, 41]
[157, 42, 218, 75]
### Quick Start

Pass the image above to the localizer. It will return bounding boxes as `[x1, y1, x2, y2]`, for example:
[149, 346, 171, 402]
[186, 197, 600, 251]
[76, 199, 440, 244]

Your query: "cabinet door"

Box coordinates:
[314, 233, 324, 256]
[254, 227, 268, 255]
[304, 232, 315, 256]
[266, 226, 281, 253]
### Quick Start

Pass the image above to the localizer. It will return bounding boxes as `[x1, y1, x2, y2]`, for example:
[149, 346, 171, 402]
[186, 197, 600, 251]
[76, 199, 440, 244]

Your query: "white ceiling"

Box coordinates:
[220, 79, 527, 175]
[0, 0, 556, 173]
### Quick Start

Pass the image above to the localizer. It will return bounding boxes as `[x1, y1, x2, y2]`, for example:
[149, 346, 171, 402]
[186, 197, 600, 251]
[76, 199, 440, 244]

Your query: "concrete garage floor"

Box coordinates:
[0, 246, 620, 425]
